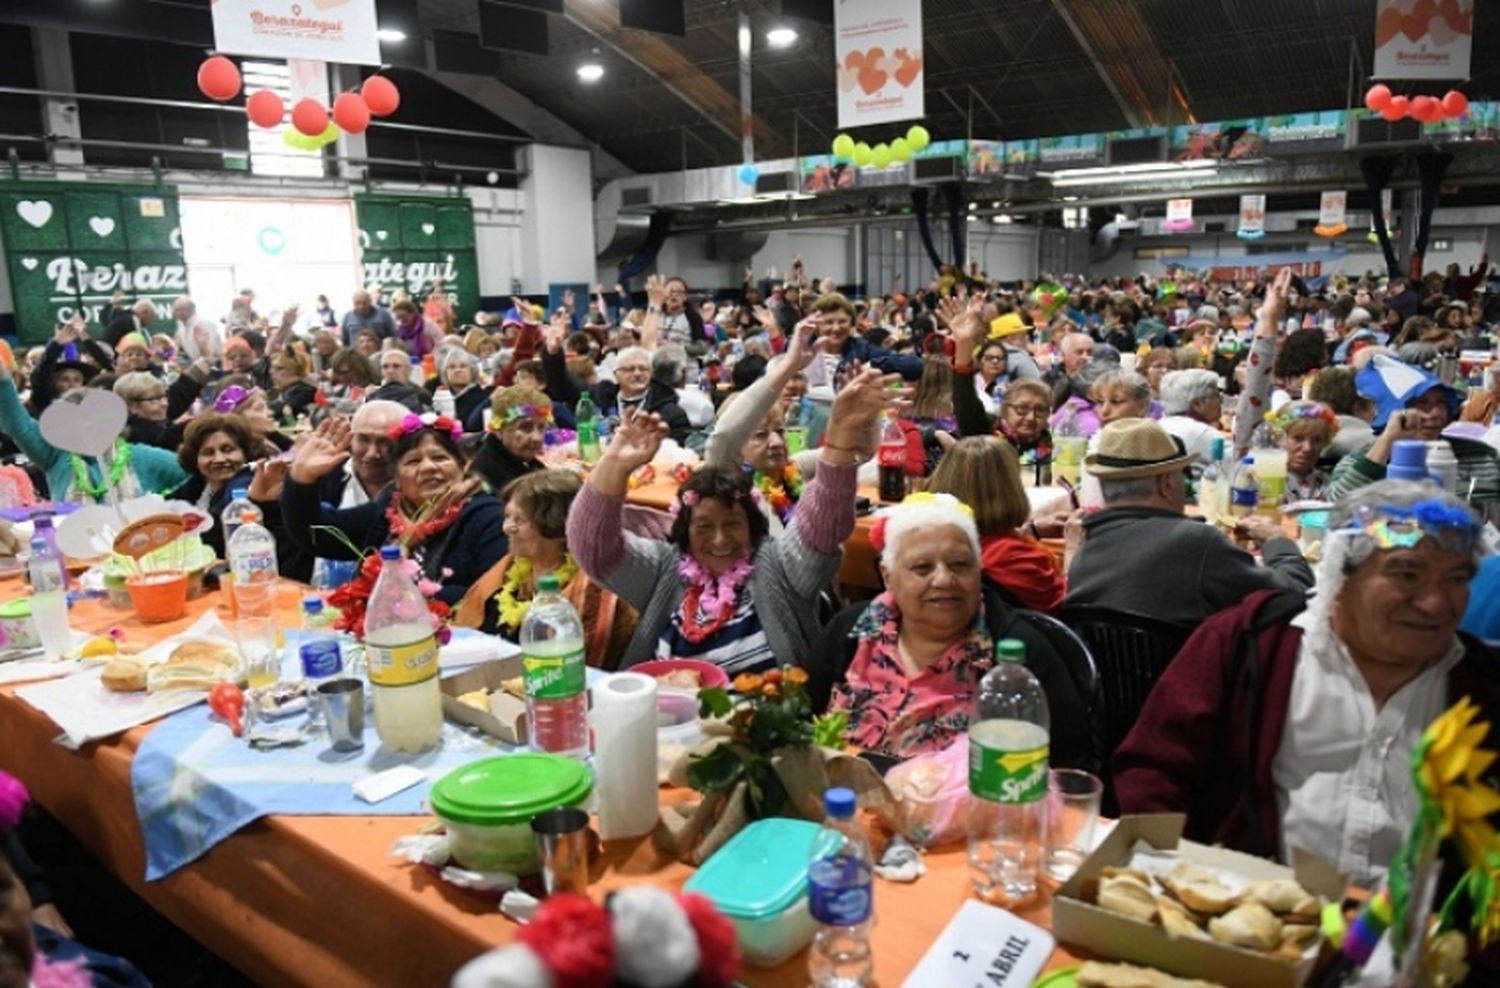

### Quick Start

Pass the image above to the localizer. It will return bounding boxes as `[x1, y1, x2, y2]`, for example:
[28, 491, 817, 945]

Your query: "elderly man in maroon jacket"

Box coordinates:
[1116, 480, 1499, 900]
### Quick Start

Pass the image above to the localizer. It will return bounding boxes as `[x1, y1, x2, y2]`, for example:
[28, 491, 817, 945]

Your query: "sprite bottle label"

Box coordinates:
[523, 645, 586, 700]
[969, 719, 1049, 803]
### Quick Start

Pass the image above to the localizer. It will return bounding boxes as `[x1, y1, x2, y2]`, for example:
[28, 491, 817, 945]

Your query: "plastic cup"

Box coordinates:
[1252, 447, 1288, 508]
[126, 570, 189, 622]
[1044, 768, 1103, 883]
[235, 617, 280, 688]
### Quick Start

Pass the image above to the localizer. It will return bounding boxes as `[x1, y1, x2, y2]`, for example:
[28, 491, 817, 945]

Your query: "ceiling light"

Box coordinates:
[577, 62, 605, 83]
[376, 28, 407, 43]
[1062, 195, 1080, 202]
[1048, 159, 1220, 188]
[766, 27, 798, 48]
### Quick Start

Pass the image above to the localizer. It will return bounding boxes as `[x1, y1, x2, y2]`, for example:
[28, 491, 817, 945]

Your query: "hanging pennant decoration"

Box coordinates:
[1373, 0, 1473, 82]
[1163, 198, 1194, 233]
[210, 0, 382, 66]
[834, 0, 924, 128]
[1315, 190, 1348, 238]
[1237, 194, 1266, 240]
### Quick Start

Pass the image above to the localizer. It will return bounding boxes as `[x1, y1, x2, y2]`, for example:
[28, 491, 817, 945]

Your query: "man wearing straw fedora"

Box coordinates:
[1065, 419, 1314, 626]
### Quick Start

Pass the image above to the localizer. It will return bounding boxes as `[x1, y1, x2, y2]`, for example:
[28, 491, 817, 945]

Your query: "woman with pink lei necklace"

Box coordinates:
[567, 368, 902, 676]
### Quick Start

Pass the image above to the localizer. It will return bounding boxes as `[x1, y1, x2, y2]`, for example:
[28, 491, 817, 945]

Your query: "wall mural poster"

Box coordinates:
[1263, 110, 1347, 152]
[1038, 133, 1106, 169]
[1373, 0, 1473, 81]
[0, 183, 185, 344]
[1171, 120, 1265, 161]
[354, 195, 479, 318]
[211, 0, 382, 67]
[800, 155, 860, 193]
[834, 0, 925, 129]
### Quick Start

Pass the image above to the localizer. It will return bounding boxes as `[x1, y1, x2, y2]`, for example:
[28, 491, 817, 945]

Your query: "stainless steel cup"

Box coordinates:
[531, 807, 590, 897]
[317, 678, 365, 752]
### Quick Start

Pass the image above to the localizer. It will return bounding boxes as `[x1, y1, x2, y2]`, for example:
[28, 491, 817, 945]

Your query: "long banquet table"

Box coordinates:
[0, 583, 1082, 986]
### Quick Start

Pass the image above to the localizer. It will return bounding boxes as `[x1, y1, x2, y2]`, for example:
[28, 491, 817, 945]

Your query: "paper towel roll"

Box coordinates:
[590, 672, 660, 840]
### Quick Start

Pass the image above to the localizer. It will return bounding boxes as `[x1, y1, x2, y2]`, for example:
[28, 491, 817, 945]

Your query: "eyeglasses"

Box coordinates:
[1004, 403, 1050, 419]
[617, 364, 650, 374]
[981, 354, 1007, 363]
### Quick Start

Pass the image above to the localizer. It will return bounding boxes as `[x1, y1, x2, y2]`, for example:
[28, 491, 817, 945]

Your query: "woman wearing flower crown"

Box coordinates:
[471, 386, 551, 495]
[280, 412, 506, 604]
[456, 470, 636, 664]
[567, 368, 901, 675]
[1267, 400, 1340, 502]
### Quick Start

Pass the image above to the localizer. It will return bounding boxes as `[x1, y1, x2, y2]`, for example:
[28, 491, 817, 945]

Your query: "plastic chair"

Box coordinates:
[1011, 608, 1104, 775]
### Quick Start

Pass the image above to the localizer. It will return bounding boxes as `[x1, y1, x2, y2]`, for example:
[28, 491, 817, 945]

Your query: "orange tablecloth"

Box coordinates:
[0, 583, 1079, 985]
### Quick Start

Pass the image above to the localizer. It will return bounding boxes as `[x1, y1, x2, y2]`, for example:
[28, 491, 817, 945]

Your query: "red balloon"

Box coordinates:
[1441, 90, 1469, 118]
[332, 92, 371, 134]
[361, 75, 400, 117]
[291, 98, 329, 137]
[1410, 95, 1440, 123]
[1386, 95, 1410, 119]
[1364, 83, 1392, 111]
[245, 89, 285, 129]
[197, 55, 242, 102]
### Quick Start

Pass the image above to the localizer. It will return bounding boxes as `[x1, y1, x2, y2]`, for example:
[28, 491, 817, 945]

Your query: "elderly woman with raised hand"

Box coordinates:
[568, 368, 896, 675]
[472, 385, 550, 495]
[457, 470, 636, 667]
[1158, 368, 1225, 469]
[802, 492, 1091, 764]
[0, 357, 185, 503]
[944, 296, 1055, 466]
[281, 413, 506, 605]
[926, 437, 1066, 613]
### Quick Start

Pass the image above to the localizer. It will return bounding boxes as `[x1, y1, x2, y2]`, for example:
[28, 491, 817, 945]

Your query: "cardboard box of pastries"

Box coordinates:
[439, 657, 528, 745]
[1052, 815, 1346, 988]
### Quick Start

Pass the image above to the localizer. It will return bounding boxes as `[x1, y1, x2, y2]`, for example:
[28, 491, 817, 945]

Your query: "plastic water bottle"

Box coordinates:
[30, 515, 67, 591]
[877, 412, 907, 502]
[576, 392, 601, 466]
[299, 596, 342, 683]
[1198, 436, 1227, 523]
[27, 536, 72, 661]
[519, 574, 589, 759]
[222, 488, 262, 545]
[227, 515, 278, 620]
[967, 638, 1050, 905]
[1426, 440, 1459, 495]
[808, 787, 874, 988]
[433, 386, 456, 419]
[1228, 456, 1260, 519]
[364, 546, 443, 752]
[785, 396, 807, 455]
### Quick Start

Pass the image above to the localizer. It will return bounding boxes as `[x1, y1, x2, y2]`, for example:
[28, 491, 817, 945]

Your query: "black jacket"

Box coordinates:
[470, 434, 543, 497]
[124, 373, 205, 449]
[804, 587, 1096, 772]
[540, 347, 691, 444]
[268, 381, 318, 421]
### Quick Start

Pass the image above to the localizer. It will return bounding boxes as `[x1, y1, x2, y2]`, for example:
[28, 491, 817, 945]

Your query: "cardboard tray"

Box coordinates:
[1051, 815, 1346, 988]
[440, 656, 528, 745]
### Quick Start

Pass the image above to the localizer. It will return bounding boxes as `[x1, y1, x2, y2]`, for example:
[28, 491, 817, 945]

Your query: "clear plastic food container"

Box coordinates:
[429, 754, 593, 874]
[683, 817, 821, 967]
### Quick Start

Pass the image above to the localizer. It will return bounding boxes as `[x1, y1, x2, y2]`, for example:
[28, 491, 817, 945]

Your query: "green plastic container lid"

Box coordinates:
[683, 817, 820, 921]
[429, 754, 592, 827]
[0, 599, 32, 619]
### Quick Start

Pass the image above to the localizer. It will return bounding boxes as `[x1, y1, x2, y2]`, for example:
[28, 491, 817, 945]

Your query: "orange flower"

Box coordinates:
[762, 682, 781, 699]
[733, 672, 763, 693]
[785, 667, 809, 686]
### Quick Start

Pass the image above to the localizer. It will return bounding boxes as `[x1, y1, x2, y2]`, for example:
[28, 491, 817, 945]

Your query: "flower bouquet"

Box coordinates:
[324, 551, 452, 643]
[653, 665, 897, 865]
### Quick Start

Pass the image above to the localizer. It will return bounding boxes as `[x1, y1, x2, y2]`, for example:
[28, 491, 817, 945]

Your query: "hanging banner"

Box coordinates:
[1163, 198, 1194, 233]
[1316, 191, 1348, 238]
[1373, 0, 1473, 81]
[211, 0, 382, 66]
[1237, 194, 1266, 240]
[835, 0, 924, 129]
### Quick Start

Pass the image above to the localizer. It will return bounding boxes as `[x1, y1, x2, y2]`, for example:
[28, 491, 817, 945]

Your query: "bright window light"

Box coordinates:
[577, 63, 605, 83]
[243, 60, 325, 179]
[376, 28, 407, 43]
[766, 27, 798, 48]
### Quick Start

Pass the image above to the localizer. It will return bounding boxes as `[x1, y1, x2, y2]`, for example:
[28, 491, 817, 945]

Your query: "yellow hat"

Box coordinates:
[988, 313, 1027, 340]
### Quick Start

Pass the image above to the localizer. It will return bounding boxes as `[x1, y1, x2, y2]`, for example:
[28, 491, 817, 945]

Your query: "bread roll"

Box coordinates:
[1208, 902, 1283, 951]
[101, 655, 148, 692]
[1161, 861, 1240, 915]
[167, 640, 237, 668]
[1097, 874, 1158, 924]
[1076, 961, 1226, 988]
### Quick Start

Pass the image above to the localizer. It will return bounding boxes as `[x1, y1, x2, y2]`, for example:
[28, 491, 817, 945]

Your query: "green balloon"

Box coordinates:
[891, 137, 912, 161]
[832, 133, 856, 158]
[852, 142, 874, 166]
[872, 143, 893, 169]
[907, 124, 931, 151]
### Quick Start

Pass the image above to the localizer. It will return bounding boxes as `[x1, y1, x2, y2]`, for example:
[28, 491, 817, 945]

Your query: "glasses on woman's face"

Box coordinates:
[1004, 402, 1050, 420]
[981, 353, 1006, 364]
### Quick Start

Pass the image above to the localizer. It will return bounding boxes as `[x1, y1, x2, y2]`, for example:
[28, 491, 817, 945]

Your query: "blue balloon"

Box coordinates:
[738, 163, 759, 186]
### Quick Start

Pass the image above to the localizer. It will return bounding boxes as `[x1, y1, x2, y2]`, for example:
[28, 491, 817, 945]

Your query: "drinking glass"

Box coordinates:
[1044, 768, 1103, 883]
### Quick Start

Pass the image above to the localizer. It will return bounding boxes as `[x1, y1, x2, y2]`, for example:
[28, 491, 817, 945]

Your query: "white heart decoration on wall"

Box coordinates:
[376, 230, 388, 241]
[17, 200, 53, 228]
[20, 258, 37, 271]
[421, 223, 436, 236]
[89, 216, 116, 238]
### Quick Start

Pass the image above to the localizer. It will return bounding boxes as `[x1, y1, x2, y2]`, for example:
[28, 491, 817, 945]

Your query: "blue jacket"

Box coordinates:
[837, 336, 924, 381]
[0, 379, 186, 501]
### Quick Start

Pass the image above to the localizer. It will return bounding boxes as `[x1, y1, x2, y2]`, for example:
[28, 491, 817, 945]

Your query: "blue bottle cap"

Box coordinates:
[29, 536, 48, 553]
[230, 488, 248, 500]
[303, 596, 324, 614]
[824, 786, 856, 820]
[379, 545, 402, 561]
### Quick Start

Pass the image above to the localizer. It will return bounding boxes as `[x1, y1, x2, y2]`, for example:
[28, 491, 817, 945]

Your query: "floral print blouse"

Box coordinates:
[829, 593, 995, 758]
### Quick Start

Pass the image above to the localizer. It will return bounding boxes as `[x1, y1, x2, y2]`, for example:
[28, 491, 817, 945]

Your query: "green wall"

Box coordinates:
[355, 194, 480, 318]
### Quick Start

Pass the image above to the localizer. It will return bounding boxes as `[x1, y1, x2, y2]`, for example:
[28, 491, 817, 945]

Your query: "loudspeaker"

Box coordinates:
[433, 30, 498, 76]
[620, 0, 685, 36]
[479, 1, 550, 55]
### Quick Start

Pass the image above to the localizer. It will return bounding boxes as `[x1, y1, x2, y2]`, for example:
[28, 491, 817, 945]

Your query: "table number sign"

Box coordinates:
[900, 900, 1055, 987]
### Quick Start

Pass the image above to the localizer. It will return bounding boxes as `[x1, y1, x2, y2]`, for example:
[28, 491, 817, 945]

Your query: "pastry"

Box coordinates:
[656, 669, 703, 690]
[1208, 902, 1283, 952]
[1243, 878, 1319, 918]
[166, 640, 237, 668]
[1076, 960, 1225, 988]
[1161, 861, 1240, 915]
[1279, 923, 1320, 954]
[1157, 898, 1210, 940]
[501, 676, 525, 698]
[101, 655, 148, 692]
[148, 640, 237, 692]
[1102, 865, 1153, 886]
[1097, 874, 1158, 924]
[457, 689, 490, 712]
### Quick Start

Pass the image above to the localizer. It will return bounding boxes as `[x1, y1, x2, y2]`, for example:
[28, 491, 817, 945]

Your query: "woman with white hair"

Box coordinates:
[803, 491, 1093, 765]
[1158, 368, 1224, 470]
[432, 347, 488, 429]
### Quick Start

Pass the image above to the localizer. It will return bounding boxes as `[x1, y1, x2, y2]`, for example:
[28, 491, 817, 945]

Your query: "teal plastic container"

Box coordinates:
[684, 817, 821, 967]
[1297, 510, 1329, 556]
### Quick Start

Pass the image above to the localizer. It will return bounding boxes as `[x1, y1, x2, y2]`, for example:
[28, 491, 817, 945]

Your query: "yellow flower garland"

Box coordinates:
[495, 554, 579, 630]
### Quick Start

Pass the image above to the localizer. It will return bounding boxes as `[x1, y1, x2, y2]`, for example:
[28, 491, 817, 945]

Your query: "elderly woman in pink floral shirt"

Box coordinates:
[803, 493, 1093, 766]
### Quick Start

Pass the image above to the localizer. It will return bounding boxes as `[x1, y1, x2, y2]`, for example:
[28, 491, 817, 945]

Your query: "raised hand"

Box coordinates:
[247, 456, 289, 502]
[288, 416, 352, 484]
[604, 410, 668, 473]
[645, 274, 668, 311]
[782, 314, 821, 373]
[938, 295, 986, 349]
[1256, 267, 1293, 338]
[544, 311, 568, 354]
[827, 368, 908, 445]
[752, 304, 779, 333]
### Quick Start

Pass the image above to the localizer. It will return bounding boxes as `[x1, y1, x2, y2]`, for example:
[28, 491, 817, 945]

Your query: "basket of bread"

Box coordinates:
[1052, 815, 1345, 988]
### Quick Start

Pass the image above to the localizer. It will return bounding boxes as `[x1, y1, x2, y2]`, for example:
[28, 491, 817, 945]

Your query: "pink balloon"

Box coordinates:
[1364, 84, 1392, 111]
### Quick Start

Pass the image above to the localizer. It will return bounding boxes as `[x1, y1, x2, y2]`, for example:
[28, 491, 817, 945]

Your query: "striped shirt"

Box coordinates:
[657, 587, 774, 675]
[1326, 436, 1500, 520]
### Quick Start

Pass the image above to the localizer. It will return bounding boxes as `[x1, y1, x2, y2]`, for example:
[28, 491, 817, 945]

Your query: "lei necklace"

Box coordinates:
[384, 497, 465, 548]
[752, 461, 803, 523]
[496, 554, 579, 629]
[676, 554, 753, 644]
[70, 438, 131, 500]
